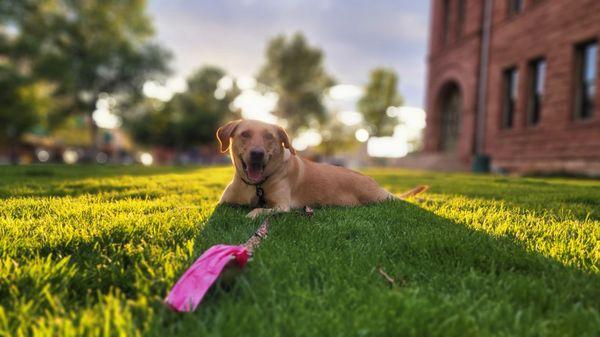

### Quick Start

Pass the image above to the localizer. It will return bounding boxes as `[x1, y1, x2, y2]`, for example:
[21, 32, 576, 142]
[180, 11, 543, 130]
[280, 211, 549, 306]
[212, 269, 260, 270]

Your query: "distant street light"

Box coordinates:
[63, 149, 79, 164]
[140, 152, 154, 166]
[355, 129, 370, 143]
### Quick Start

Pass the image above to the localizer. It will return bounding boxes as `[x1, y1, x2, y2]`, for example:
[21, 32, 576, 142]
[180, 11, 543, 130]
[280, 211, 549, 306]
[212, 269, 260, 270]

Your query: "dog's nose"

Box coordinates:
[250, 149, 265, 162]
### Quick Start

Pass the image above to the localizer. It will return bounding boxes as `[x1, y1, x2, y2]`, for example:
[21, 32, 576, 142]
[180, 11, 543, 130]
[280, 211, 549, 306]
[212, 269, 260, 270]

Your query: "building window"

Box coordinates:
[574, 41, 597, 120]
[507, 0, 523, 16]
[456, 0, 466, 40]
[443, 0, 451, 45]
[502, 67, 519, 128]
[527, 58, 546, 126]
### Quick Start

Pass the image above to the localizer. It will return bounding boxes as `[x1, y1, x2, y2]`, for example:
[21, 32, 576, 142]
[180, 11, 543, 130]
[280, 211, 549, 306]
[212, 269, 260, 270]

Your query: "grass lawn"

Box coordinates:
[0, 165, 598, 337]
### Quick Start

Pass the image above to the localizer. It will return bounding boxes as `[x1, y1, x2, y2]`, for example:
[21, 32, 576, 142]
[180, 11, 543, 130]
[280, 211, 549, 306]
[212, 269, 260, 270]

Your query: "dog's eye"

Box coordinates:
[264, 133, 274, 140]
[240, 131, 251, 138]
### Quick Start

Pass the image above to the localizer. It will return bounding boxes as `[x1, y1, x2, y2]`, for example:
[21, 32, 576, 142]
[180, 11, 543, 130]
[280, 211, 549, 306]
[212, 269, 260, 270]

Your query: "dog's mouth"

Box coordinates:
[241, 157, 266, 183]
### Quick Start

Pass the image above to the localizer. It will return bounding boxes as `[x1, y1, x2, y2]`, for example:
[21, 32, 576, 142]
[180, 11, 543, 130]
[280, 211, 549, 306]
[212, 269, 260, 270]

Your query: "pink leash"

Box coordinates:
[165, 218, 270, 312]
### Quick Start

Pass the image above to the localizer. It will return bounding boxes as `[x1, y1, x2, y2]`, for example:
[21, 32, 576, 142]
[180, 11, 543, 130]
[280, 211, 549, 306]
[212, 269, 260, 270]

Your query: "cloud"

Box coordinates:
[148, 0, 430, 107]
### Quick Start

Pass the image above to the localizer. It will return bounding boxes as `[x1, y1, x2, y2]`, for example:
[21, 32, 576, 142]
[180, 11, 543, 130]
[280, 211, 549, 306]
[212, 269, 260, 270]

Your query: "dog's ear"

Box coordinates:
[216, 120, 241, 153]
[277, 126, 296, 155]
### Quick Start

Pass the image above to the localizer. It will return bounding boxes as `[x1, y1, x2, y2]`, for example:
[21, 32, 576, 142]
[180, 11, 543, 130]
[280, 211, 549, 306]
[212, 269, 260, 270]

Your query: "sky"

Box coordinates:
[147, 0, 431, 108]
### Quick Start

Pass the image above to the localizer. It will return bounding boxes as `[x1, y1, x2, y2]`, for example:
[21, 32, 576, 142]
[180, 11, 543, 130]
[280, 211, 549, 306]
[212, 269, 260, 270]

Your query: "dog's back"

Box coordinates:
[288, 157, 398, 207]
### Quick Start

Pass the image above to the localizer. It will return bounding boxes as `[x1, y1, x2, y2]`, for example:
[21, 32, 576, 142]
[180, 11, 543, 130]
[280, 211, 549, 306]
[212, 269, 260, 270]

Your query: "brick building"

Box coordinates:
[424, 0, 600, 175]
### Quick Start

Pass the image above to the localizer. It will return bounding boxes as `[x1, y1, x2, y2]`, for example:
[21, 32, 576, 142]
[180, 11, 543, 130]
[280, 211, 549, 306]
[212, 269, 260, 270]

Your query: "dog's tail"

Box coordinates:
[397, 185, 429, 199]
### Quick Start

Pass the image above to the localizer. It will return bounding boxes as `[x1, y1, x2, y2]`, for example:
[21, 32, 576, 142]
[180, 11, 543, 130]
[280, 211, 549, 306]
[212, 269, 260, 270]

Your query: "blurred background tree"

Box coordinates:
[125, 98, 177, 149]
[126, 66, 240, 150]
[1, 0, 171, 152]
[358, 68, 403, 137]
[315, 118, 360, 157]
[1, 2, 51, 162]
[171, 67, 240, 149]
[0, 65, 53, 162]
[258, 33, 334, 134]
[0, 0, 412, 164]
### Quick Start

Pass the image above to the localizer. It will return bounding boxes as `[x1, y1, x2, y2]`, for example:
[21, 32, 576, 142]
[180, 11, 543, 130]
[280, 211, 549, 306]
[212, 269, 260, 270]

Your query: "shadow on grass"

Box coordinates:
[147, 202, 600, 337]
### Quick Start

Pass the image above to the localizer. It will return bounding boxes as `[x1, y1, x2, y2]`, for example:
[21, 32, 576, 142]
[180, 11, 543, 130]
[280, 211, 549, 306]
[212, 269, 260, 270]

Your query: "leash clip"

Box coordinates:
[256, 186, 264, 198]
[255, 185, 267, 208]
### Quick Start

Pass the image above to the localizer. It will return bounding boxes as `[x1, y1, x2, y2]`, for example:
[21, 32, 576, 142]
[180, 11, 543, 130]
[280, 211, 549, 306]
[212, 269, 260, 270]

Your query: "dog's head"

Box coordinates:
[216, 119, 295, 183]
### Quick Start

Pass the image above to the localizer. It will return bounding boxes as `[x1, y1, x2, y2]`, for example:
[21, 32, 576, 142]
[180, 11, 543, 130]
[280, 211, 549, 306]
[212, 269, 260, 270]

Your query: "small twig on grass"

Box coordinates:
[377, 266, 408, 288]
[377, 266, 395, 287]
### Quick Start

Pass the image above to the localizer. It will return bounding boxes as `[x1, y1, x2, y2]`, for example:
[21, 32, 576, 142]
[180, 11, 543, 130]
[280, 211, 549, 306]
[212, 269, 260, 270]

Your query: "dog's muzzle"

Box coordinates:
[241, 150, 266, 183]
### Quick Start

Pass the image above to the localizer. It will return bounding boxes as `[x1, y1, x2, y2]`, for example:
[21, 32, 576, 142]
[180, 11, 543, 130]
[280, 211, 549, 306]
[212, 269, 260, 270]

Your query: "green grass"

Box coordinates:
[0, 165, 598, 337]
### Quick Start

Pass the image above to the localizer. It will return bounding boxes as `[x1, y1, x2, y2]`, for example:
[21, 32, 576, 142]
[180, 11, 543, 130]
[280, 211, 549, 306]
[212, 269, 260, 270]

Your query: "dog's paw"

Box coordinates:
[246, 208, 265, 219]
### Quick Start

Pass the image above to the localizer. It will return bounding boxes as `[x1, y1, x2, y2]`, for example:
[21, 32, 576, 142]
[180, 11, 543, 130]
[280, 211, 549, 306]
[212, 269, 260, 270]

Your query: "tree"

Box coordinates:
[358, 68, 403, 137]
[126, 66, 240, 150]
[2, 0, 171, 151]
[1, 4, 53, 162]
[125, 98, 178, 149]
[0, 65, 53, 162]
[315, 118, 360, 156]
[258, 33, 334, 134]
[173, 67, 240, 148]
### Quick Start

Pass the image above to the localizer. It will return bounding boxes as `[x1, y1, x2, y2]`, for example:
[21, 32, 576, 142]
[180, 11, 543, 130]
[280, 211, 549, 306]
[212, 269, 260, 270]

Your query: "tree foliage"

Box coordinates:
[315, 118, 360, 156]
[0, 3, 53, 147]
[1, 0, 171, 149]
[0, 65, 52, 145]
[358, 68, 403, 137]
[258, 33, 334, 133]
[126, 66, 240, 149]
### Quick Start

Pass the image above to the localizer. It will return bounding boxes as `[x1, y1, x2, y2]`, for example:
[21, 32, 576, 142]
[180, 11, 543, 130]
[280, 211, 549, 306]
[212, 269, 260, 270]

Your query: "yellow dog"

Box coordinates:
[216, 119, 427, 219]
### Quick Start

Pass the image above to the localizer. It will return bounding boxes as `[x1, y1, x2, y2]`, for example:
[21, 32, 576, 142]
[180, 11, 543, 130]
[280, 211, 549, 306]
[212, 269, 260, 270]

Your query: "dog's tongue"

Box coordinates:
[247, 163, 263, 182]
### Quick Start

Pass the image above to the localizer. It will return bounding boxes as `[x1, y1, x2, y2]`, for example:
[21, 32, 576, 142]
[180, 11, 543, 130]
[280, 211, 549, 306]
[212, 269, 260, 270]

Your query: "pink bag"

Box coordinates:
[165, 244, 249, 312]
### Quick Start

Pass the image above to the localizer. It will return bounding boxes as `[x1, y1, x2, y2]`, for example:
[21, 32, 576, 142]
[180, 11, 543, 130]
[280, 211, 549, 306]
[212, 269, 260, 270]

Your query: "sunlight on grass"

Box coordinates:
[0, 165, 598, 336]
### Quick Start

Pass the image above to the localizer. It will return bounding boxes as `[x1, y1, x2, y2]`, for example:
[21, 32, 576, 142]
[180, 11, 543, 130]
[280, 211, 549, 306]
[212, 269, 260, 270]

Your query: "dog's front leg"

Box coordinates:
[246, 204, 290, 219]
